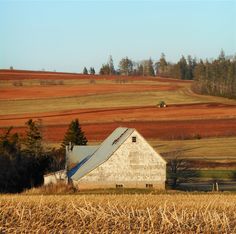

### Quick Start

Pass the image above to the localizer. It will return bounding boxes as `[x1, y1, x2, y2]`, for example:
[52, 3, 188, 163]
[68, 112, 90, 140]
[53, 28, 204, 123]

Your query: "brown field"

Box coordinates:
[35, 118, 236, 141]
[0, 83, 177, 100]
[1, 194, 236, 233]
[1, 102, 236, 125]
[1, 102, 236, 142]
[0, 69, 236, 165]
[4, 118, 236, 142]
[0, 69, 192, 83]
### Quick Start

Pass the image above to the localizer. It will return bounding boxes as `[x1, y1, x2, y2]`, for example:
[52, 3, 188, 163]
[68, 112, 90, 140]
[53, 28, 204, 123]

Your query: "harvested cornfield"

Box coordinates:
[1, 194, 236, 233]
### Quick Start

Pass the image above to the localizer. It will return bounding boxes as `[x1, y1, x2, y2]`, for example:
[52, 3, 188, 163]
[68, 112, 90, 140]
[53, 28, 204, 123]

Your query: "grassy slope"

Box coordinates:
[1, 89, 236, 116]
[151, 137, 236, 160]
[49, 137, 236, 170]
[0, 90, 201, 115]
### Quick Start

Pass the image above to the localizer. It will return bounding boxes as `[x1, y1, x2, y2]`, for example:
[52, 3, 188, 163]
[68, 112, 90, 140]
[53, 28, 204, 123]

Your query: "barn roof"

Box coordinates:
[68, 145, 99, 169]
[68, 127, 134, 180]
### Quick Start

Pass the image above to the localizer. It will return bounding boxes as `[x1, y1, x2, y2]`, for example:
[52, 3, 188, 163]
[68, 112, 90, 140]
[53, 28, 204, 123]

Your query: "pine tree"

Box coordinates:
[159, 53, 168, 75]
[83, 67, 88, 75]
[24, 119, 43, 157]
[218, 49, 226, 61]
[0, 127, 21, 161]
[178, 56, 188, 80]
[148, 58, 155, 76]
[99, 64, 110, 75]
[89, 67, 95, 75]
[62, 119, 87, 149]
[138, 63, 144, 76]
[108, 55, 115, 75]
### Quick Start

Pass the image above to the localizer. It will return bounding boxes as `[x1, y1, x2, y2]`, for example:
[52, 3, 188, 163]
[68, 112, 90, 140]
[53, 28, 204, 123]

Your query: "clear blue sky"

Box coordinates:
[0, 0, 235, 73]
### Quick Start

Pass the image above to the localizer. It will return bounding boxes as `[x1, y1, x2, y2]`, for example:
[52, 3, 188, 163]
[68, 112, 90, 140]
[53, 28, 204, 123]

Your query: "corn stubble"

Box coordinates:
[0, 194, 236, 233]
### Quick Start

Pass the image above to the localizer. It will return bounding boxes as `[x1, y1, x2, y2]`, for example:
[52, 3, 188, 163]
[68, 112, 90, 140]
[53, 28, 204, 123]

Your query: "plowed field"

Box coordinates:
[0, 69, 236, 144]
[3, 118, 236, 142]
[0, 84, 177, 100]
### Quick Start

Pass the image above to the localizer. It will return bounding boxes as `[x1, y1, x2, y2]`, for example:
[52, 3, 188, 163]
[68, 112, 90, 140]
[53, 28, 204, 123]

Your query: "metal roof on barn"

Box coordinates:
[68, 145, 99, 169]
[68, 127, 134, 180]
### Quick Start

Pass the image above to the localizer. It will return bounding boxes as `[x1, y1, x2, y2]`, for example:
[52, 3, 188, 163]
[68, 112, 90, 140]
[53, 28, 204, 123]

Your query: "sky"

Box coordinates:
[0, 0, 235, 73]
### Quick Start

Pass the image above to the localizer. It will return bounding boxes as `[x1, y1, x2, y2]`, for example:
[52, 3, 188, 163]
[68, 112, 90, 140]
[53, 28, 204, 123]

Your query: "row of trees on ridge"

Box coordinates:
[82, 50, 236, 99]
[192, 51, 236, 99]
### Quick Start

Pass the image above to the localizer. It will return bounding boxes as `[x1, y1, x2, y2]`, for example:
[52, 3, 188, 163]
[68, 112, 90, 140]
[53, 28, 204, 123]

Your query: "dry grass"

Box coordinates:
[0, 90, 200, 115]
[151, 137, 236, 160]
[1, 194, 236, 233]
[24, 183, 77, 195]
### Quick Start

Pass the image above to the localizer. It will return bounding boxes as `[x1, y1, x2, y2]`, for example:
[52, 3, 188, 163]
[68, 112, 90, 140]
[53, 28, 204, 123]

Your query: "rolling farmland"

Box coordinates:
[1, 2, 235, 233]
[0, 69, 236, 169]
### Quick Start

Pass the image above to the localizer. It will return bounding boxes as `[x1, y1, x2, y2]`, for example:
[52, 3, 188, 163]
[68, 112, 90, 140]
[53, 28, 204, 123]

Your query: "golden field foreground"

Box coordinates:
[1, 194, 236, 233]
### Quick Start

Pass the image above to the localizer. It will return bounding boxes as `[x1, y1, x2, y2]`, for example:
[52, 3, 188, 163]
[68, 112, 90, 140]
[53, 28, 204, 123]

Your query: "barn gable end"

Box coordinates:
[74, 129, 166, 190]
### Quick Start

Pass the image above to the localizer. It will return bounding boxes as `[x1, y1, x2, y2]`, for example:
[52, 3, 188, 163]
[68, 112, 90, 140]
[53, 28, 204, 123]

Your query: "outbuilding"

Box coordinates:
[44, 127, 166, 189]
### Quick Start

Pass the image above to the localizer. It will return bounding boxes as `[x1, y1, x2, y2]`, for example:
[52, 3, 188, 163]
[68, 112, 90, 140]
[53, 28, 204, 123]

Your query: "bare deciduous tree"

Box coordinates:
[166, 150, 198, 189]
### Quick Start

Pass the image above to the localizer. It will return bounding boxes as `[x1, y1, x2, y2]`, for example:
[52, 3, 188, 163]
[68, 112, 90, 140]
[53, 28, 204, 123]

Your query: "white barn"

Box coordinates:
[44, 127, 166, 189]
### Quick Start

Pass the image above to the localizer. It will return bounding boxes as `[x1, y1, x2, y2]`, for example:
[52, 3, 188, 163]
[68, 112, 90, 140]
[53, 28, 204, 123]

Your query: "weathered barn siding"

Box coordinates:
[74, 130, 166, 189]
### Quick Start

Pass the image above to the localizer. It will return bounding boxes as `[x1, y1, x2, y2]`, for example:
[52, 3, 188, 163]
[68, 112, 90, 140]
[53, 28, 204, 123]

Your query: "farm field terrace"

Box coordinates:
[1, 194, 236, 233]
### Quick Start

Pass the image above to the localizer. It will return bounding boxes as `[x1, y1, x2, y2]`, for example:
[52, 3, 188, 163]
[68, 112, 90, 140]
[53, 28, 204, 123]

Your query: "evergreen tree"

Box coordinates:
[99, 64, 110, 75]
[0, 127, 21, 161]
[218, 49, 226, 61]
[0, 124, 48, 192]
[178, 56, 188, 80]
[83, 67, 88, 74]
[108, 55, 115, 75]
[89, 67, 95, 75]
[24, 119, 43, 158]
[141, 59, 155, 76]
[185, 55, 195, 80]
[192, 51, 236, 99]
[148, 58, 155, 76]
[62, 119, 87, 149]
[159, 53, 168, 75]
[0, 127, 22, 193]
[137, 63, 144, 76]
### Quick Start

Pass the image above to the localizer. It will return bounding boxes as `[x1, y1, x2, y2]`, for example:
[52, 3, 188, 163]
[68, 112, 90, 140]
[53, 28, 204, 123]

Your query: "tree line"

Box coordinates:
[0, 119, 87, 193]
[82, 51, 236, 99]
[82, 53, 197, 78]
[192, 51, 236, 99]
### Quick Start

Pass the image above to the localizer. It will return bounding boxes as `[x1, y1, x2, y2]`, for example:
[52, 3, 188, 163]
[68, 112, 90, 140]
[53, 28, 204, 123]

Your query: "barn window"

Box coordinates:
[132, 136, 137, 143]
[116, 184, 123, 188]
[146, 184, 153, 188]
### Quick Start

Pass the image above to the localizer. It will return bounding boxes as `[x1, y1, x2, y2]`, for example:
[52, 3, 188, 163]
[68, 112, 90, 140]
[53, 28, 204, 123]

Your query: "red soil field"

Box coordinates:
[5, 119, 236, 142]
[0, 84, 177, 100]
[0, 70, 235, 142]
[1, 103, 236, 127]
[0, 69, 191, 83]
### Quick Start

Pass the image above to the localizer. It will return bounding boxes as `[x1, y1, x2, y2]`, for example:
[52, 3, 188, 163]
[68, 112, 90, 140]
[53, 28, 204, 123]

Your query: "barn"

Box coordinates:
[44, 127, 166, 189]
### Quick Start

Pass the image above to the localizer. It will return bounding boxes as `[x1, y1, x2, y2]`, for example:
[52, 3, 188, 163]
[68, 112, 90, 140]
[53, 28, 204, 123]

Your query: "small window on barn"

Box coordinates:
[146, 184, 153, 188]
[116, 184, 123, 188]
[132, 136, 137, 143]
